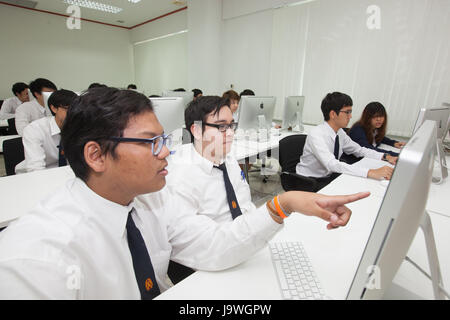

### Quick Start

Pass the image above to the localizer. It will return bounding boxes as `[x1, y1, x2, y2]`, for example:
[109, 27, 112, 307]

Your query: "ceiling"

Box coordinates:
[0, 0, 188, 29]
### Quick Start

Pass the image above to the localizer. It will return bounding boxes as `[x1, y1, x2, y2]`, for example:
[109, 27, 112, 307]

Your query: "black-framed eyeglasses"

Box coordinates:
[338, 110, 352, 115]
[204, 122, 238, 132]
[109, 134, 172, 156]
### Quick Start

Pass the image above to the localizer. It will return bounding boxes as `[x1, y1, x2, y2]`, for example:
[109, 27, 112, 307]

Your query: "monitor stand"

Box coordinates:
[292, 111, 304, 132]
[432, 139, 448, 184]
[410, 211, 446, 300]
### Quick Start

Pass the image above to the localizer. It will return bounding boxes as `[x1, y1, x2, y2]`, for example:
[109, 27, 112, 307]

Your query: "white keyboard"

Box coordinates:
[269, 241, 327, 300]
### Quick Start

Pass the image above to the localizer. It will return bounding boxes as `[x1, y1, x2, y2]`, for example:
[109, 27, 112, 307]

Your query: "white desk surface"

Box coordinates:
[157, 157, 450, 300]
[0, 119, 8, 128]
[0, 166, 74, 228]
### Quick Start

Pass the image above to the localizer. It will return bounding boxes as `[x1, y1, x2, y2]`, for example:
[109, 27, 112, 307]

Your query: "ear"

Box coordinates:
[84, 141, 106, 174]
[329, 110, 337, 120]
[191, 123, 203, 141]
[50, 105, 58, 114]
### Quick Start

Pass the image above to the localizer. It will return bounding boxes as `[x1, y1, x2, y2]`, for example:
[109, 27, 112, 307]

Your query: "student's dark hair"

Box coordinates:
[320, 92, 353, 121]
[29, 78, 57, 98]
[12, 82, 29, 96]
[185, 95, 230, 142]
[127, 84, 137, 90]
[222, 90, 240, 102]
[173, 88, 186, 92]
[47, 89, 77, 116]
[239, 89, 255, 97]
[61, 87, 154, 181]
[88, 83, 107, 89]
[192, 89, 203, 97]
[351, 102, 388, 145]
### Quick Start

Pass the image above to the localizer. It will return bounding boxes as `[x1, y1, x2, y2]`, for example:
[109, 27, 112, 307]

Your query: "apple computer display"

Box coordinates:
[236, 96, 276, 131]
[412, 106, 449, 183]
[150, 97, 184, 140]
[161, 90, 193, 109]
[281, 96, 305, 131]
[347, 120, 445, 299]
[42, 91, 53, 111]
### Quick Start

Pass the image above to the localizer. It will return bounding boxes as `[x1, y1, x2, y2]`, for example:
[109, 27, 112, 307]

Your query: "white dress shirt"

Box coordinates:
[296, 122, 383, 178]
[15, 116, 61, 173]
[0, 96, 22, 120]
[15, 100, 52, 136]
[0, 176, 281, 299]
[165, 143, 256, 223]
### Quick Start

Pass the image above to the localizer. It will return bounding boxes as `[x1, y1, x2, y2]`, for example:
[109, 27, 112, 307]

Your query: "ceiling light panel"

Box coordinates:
[62, 0, 123, 14]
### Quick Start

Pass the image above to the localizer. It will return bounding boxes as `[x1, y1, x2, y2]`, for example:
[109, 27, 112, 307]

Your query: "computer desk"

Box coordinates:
[156, 156, 450, 300]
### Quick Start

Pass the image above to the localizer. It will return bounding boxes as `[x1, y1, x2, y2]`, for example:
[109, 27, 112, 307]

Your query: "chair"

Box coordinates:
[278, 134, 319, 192]
[2, 137, 24, 176]
[7, 118, 18, 135]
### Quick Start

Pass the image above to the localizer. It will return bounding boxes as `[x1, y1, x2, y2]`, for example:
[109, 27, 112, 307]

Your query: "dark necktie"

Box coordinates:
[126, 210, 160, 300]
[334, 135, 340, 160]
[214, 163, 243, 220]
[57, 144, 67, 167]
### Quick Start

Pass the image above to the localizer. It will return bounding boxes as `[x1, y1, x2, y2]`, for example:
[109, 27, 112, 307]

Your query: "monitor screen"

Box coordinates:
[413, 107, 449, 140]
[236, 96, 276, 131]
[281, 96, 305, 129]
[347, 120, 437, 299]
[161, 90, 193, 109]
[150, 97, 185, 134]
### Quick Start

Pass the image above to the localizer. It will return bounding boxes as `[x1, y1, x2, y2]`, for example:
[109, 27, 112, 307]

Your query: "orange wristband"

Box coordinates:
[273, 196, 289, 219]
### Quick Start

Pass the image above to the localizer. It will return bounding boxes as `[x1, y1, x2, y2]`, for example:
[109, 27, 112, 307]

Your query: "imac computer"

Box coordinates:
[150, 97, 185, 144]
[161, 90, 194, 109]
[236, 96, 276, 132]
[281, 96, 305, 132]
[347, 120, 445, 299]
[42, 91, 53, 111]
[412, 106, 450, 183]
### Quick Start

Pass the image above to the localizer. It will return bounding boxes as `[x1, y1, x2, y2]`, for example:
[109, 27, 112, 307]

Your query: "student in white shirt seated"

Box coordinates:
[15, 78, 57, 136]
[296, 92, 397, 191]
[15, 89, 77, 174]
[222, 89, 240, 121]
[0, 88, 369, 299]
[165, 95, 370, 279]
[0, 82, 29, 120]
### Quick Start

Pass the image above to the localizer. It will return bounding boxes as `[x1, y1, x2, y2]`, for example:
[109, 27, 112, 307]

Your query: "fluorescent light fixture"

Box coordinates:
[63, 0, 123, 14]
[128, 0, 141, 3]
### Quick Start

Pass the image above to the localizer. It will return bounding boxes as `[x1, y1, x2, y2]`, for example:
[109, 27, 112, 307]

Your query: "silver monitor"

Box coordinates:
[161, 90, 193, 109]
[347, 120, 442, 299]
[236, 96, 276, 131]
[150, 97, 185, 134]
[281, 96, 305, 131]
[42, 91, 53, 110]
[412, 106, 449, 183]
[413, 106, 450, 140]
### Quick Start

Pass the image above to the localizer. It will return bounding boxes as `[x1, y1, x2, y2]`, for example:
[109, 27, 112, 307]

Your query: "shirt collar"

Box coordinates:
[70, 178, 133, 238]
[50, 117, 61, 136]
[324, 121, 344, 137]
[190, 144, 217, 175]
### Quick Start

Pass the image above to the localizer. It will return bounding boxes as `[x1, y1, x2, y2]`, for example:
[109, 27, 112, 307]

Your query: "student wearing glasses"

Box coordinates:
[0, 88, 369, 299]
[15, 89, 77, 173]
[296, 92, 397, 191]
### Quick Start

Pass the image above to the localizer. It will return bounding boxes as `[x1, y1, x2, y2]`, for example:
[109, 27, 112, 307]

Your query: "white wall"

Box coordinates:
[133, 32, 188, 96]
[0, 5, 134, 98]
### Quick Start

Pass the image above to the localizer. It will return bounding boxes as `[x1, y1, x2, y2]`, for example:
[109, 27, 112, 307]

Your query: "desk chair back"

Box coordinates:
[7, 118, 18, 135]
[3, 137, 24, 176]
[279, 134, 319, 192]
